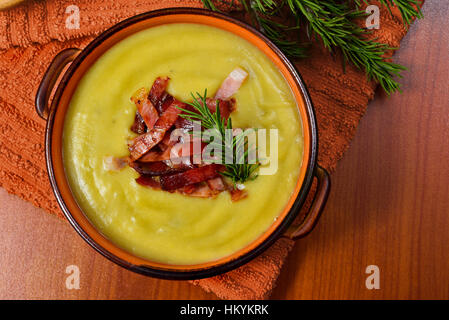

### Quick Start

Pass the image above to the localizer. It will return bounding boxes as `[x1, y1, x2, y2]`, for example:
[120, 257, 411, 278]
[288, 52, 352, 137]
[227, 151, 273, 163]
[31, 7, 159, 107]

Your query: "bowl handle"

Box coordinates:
[284, 165, 331, 240]
[35, 48, 81, 120]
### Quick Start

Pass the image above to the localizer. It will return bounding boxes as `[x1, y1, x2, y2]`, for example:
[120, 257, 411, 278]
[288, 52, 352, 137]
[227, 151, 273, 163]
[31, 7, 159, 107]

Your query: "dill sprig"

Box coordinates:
[287, 0, 407, 93]
[178, 90, 259, 185]
[201, 0, 423, 94]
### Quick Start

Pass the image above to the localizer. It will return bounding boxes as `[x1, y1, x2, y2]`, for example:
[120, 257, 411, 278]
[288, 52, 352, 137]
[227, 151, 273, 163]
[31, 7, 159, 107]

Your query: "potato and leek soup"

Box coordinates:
[63, 23, 303, 265]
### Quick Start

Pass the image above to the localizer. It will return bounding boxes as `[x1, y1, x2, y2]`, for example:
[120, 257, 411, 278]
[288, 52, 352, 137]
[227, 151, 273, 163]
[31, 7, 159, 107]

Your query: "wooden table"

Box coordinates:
[0, 1, 447, 300]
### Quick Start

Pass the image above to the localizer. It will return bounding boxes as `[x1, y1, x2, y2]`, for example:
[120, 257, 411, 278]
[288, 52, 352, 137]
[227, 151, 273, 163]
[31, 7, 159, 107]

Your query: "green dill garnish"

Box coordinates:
[178, 90, 259, 185]
[201, 0, 423, 94]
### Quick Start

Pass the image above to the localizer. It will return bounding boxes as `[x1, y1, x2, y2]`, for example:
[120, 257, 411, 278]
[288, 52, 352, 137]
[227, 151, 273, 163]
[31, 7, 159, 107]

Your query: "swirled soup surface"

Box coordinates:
[63, 23, 303, 265]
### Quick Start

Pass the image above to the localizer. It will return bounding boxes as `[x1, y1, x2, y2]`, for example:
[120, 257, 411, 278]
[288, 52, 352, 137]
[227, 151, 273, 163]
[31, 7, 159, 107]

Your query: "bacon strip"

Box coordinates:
[174, 102, 197, 130]
[181, 183, 215, 198]
[177, 184, 197, 195]
[171, 139, 206, 157]
[129, 129, 165, 161]
[139, 147, 172, 162]
[156, 92, 175, 115]
[130, 112, 147, 134]
[139, 136, 205, 163]
[103, 156, 128, 171]
[131, 88, 159, 130]
[207, 176, 226, 192]
[135, 175, 161, 189]
[215, 67, 248, 100]
[154, 100, 185, 131]
[206, 98, 235, 120]
[175, 117, 195, 131]
[229, 188, 248, 202]
[130, 161, 181, 176]
[160, 164, 223, 191]
[129, 100, 184, 160]
[158, 129, 177, 151]
[149, 77, 170, 106]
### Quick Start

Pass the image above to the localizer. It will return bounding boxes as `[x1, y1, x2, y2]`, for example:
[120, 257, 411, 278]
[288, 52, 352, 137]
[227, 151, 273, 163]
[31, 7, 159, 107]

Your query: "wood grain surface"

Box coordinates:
[0, 1, 448, 300]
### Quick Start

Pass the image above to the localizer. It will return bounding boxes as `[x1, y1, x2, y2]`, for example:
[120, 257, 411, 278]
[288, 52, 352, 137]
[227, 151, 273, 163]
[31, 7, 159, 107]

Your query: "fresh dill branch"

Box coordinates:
[287, 0, 407, 93]
[178, 90, 259, 185]
[200, 0, 423, 94]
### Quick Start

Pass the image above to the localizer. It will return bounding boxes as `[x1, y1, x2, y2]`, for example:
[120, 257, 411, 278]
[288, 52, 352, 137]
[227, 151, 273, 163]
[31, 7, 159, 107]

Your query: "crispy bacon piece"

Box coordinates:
[174, 102, 197, 130]
[149, 77, 170, 106]
[175, 117, 195, 131]
[130, 112, 147, 134]
[156, 92, 175, 115]
[139, 138, 205, 164]
[215, 67, 248, 100]
[103, 156, 129, 171]
[171, 139, 206, 157]
[149, 78, 177, 115]
[206, 98, 235, 120]
[158, 129, 177, 151]
[154, 100, 185, 130]
[159, 164, 223, 191]
[207, 176, 226, 192]
[229, 187, 248, 202]
[139, 147, 172, 162]
[177, 184, 197, 195]
[135, 175, 161, 189]
[129, 161, 181, 176]
[165, 159, 196, 171]
[129, 129, 165, 161]
[176, 183, 216, 198]
[184, 183, 215, 198]
[131, 88, 159, 130]
[128, 100, 184, 160]
[138, 129, 178, 163]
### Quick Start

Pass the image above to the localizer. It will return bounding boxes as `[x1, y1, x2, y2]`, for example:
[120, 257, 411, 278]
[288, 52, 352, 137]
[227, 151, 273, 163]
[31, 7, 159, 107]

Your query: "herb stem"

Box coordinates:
[178, 90, 259, 185]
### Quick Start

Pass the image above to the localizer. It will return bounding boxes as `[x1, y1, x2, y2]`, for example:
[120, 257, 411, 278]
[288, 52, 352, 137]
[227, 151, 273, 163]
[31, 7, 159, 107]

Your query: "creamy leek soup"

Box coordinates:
[63, 23, 304, 265]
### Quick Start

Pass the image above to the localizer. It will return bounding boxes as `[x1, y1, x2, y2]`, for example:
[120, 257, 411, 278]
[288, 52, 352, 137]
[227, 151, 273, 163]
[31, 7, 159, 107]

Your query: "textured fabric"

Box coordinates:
[0, 0, 421, 299]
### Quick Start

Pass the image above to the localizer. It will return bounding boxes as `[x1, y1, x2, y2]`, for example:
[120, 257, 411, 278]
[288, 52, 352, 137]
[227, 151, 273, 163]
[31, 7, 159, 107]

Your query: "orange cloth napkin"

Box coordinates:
[0, 0, 420, 299]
